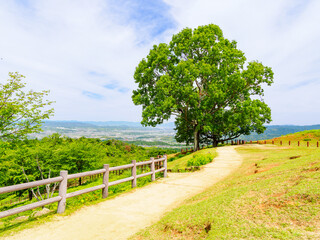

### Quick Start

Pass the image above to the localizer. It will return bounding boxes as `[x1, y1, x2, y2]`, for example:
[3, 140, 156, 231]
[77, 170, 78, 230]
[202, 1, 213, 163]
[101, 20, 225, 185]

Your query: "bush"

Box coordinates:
[187, 154, 213, 167]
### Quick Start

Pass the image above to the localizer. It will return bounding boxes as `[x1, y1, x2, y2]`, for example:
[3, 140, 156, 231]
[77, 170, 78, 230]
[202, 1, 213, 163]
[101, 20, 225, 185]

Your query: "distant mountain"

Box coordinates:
[43, 120, 175, 129]
[239, 124, 320, 141]
[43, 121, 96, 128]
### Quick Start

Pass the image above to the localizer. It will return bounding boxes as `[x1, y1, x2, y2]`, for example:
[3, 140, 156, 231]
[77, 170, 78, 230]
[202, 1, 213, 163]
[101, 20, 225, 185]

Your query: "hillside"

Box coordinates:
[271, 129, 320, 143]
[239, 124, 320, 141]
[132, 139, 320, 239]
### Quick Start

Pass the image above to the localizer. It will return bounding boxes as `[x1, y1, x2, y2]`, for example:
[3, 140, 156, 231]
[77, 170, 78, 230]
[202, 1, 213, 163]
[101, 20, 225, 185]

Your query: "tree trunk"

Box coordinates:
[212, 139, 219, 147]
[193, 128, 200, 151]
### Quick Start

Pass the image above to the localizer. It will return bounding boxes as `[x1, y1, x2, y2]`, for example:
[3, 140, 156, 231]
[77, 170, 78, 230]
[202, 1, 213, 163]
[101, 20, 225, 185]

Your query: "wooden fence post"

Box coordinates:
[164, 155, 168, 178]
[151, 157, 155, 181]
[57, 170, 68, 214]
[298, 141, 300, 147]
[289, 141, 291, 146]
[307, 142, 309, 147]
[317, 142, 319, 148]
[102, 164, 109, 198]
[280, 141, 282, 146]
[132, 160, 137, 188]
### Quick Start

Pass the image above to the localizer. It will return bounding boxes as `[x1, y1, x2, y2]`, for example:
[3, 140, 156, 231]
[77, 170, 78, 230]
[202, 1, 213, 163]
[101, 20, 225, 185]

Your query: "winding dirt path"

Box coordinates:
[4, 146, 242, 240]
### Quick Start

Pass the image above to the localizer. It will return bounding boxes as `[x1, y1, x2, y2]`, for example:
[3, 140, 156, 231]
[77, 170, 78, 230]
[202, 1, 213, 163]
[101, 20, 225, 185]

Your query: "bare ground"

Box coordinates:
[4, 146, 242, 240]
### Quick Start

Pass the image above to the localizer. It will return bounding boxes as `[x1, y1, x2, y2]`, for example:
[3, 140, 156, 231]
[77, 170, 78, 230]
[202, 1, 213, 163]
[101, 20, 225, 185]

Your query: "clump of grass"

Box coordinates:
[187, 153, 214, 167]
[167, 148, 217, 170]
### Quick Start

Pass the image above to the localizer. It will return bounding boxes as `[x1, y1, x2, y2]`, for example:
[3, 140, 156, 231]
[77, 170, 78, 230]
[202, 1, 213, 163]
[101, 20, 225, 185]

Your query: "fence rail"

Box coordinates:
[255, 140, 319, 147]
[0, 155, 167, 219]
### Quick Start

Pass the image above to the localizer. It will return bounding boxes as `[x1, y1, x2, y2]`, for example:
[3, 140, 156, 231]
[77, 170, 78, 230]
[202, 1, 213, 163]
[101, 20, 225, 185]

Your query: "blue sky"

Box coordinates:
[0, 0, 319, 125]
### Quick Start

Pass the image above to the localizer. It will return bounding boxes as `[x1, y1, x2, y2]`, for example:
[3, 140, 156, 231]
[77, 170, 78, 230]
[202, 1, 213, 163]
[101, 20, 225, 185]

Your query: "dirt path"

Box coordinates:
[4, 146, 242, 240]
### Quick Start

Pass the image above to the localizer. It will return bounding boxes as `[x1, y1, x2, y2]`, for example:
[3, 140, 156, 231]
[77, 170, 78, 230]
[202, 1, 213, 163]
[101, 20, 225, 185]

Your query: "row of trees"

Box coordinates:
[132, 24, 274, 150]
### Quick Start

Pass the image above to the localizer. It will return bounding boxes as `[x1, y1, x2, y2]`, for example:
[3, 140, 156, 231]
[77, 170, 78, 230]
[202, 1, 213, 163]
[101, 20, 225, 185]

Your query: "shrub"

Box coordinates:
[187, 154, 213, 167]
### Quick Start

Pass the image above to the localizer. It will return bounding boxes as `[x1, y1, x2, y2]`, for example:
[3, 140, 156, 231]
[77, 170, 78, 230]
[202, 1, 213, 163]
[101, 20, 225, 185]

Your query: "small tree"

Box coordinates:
[132, 24, 273, 150]
[0, 72, 54, 140]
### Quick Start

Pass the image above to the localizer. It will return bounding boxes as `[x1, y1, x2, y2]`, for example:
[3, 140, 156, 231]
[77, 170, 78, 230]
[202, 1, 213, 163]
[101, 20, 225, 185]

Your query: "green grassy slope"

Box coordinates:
[167, 148, 217, 170]
[272, 129, 320, 143]
[132, 144, 320, 239]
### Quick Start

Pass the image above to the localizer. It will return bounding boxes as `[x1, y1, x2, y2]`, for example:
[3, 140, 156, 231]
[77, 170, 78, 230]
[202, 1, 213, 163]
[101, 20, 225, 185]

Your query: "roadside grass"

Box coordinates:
[131, 145, 320, 240]
[167, 148, 217, 170]
[0, 168, 162, 237]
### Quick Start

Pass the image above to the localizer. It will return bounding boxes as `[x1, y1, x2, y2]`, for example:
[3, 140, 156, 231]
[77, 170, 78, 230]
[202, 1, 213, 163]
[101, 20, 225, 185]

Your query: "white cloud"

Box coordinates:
[0, 0, 156, 121]
[0, 0, 319, 124]
[164, 0, 320, 124]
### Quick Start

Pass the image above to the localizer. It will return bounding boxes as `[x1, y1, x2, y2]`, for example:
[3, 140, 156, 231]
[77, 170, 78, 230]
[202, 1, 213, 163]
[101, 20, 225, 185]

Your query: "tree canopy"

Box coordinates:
[0, 72, 54, 141]
[132, 24, 273, 150]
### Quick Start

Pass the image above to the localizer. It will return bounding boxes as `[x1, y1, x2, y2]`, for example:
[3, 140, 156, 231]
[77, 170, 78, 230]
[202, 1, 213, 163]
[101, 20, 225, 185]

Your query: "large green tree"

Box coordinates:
[175, 99, 272, 147]
[0, 72, 54, 140]
[132, 24, 273, 150]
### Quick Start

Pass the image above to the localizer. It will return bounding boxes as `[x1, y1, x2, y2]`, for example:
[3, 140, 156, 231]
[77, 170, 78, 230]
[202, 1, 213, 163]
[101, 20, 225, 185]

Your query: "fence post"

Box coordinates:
[151, 157, 155, 181]
[57, 170, 68, 214]
[164, 155, 167, 178]
[298, 141, 300, 147]
[317, 142, 319, 148]
[289, 141, 291, 146]
[102, 164, 109, 198]
[131, 160, 137, 188]
[307, 142, 309, 147]
[280, 141, 282, 146]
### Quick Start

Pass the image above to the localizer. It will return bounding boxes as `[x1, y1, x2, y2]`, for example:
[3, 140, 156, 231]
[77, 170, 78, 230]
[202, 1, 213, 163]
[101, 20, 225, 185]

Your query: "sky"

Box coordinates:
[0, 0, 319, 125]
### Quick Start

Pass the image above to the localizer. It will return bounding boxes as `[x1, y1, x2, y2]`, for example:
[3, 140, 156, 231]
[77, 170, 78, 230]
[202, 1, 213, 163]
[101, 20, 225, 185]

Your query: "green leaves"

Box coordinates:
[0, 72, 54, 141]
[132, 24, 274, 149]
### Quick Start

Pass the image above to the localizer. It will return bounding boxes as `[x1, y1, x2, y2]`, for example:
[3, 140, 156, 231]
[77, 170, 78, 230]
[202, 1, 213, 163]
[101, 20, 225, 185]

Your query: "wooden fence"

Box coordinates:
[256, 140, 319, 147]
[0, 155, 167, 219]
[180, 145, 208, 154]
[0, 161, 165, 207]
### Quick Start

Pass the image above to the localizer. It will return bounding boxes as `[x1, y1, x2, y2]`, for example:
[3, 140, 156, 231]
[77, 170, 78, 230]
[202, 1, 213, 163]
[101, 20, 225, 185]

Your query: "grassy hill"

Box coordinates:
[132, 132, 320, 239]
[271, 129, 320, 143]
[239, 125, 320, 141]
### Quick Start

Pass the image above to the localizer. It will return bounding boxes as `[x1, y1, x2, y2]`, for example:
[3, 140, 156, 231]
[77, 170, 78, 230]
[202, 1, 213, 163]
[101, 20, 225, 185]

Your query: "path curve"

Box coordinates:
[4, 146, 242, 240]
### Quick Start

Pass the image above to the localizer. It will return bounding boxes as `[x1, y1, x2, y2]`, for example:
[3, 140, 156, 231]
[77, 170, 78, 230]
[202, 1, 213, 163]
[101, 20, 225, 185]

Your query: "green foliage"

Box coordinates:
[168, 148, 217, 170]
[0, 72, 54, 141]
[187, 153, 213, 167]
[0, 135, 174, 188]
[132, 24, 273, 150]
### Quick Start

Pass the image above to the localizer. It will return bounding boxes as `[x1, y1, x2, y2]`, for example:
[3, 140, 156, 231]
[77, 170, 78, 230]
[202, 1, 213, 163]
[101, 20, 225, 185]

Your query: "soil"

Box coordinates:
[4, 146, 242, 240]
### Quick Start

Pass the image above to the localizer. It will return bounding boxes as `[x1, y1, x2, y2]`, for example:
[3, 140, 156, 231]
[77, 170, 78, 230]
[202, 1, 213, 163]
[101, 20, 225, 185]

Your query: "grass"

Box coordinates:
[268, 129, 320, 146]
[167, 148, 217, 170]
[131, 144, 320, 239]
